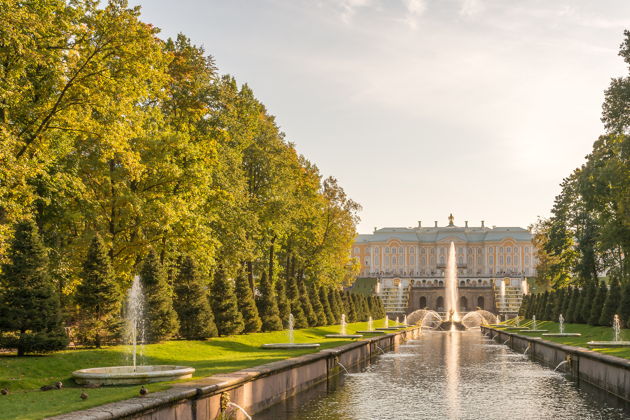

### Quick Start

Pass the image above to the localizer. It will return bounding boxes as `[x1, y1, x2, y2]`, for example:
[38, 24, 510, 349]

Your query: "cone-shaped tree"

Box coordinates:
[518, 295, 528, 317]
[328, 288, 341, 323]
[525, 293, 536, 319]
[566, 288, 580, 323]
[579, 280, 596, 324]
[286, 274, 307, 328]
[344, 292, 357, 322]
[76, 234, 121, 347]
[537, 291, 548, 320]
[275, 278, 291, 328]
[299, 280, 318, 327]
[599, 279, 621, 326]
[561, 287, 573, 317]
[173, 256, 217, 339]
[551, 289, 565, 321]
[320, 285, 335, 325]
[352, 293, 365, 321]
[589, 281, 607, 325]
[309, 284, 327, 326]
[542, 291, 554, 321]
[235, 270, 262, 333]
[0, 220, 67, 356]
[360, 295, 370, 321]
[617, 282, 630, 328]
[210, 267, 244, 336]
[256, 272, 283, 331]
[141, 250, 179, 343]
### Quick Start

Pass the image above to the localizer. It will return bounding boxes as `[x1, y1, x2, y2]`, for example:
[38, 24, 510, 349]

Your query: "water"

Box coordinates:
[500, 280, 506, 314]
[395, 316, 399, 325]
[559, 314, 565, 334]
[257, 331, 630, 420]
[125, 276, 145, 371]
[367, 316, 373, 331]
[445, 242, 459, 321]
[385, 315, 389, 328]
[341, 314, 347, 336]
[614, 314, 621, 342]
[403, 314, 407, 326]
[288, 313, 294, 344]
[532, 315, 537, 330]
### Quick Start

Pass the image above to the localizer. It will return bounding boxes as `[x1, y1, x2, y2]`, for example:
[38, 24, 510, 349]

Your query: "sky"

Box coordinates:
[131, 0, 630, 233]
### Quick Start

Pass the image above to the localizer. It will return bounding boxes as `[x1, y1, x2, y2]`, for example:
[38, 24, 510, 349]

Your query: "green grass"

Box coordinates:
[494, 320, 630, 359]
[0, 319, 392, 420]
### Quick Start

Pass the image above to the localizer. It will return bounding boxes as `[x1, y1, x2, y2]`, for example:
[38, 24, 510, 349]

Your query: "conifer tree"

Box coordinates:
[275, 278, 291, 328]
[329, 288, 341, 323]
[352, 293, 364, 321]
[552, 288, 566, 321]
[320, 285, 335, 325]
[141, 250, 179, 343]
[589, 281, 607, 325]
[0, 221, 67, 355]
[525, 293, 536, 319]
[536, 291, 548, 320]
[286, 274, 307, 328]
[518, 295, 528, 317]
[578, 280, 596, 324]
[599, 279, 621, 326]
[76, 234, 121, 347]
[210, 266, 244, 336]
[360, 295, 370, 321]
[235, 270, 262, 333]
[561, 287, 573, 318]
[543, 291, 554, 321]
[309, 284, 327, 326]
[566, 288, 580, 323]
[173, 256, 217, 339]
[617, 282, 630, 328]
[345, 292, 357, 322]
[299, 280, 318, 327]
[256, 272, 283, 331]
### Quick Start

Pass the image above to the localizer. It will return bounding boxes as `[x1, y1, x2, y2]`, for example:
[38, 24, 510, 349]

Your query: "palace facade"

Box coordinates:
[352, 215, 536, 317]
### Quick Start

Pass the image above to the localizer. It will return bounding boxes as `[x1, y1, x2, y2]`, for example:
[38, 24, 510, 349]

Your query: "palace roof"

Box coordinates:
[355, 225, 531, 244]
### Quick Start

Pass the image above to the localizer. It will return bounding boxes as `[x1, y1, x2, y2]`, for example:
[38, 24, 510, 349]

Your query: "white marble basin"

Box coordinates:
[72, 365, 195, 385]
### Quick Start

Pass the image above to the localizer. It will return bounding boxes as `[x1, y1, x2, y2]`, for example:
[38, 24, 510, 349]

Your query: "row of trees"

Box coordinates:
[520, 279, 630, 327]
[0, 220, 384, 354]
[528, 31, 629, 316]
[532, 30, 629, 288]
[0, 1, 364, 353]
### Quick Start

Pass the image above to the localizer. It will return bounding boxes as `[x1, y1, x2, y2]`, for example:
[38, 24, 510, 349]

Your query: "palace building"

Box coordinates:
[351, 215, 536, 317]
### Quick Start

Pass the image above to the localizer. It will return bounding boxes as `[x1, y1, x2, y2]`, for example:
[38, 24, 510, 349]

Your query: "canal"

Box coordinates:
[256, 330, 630, 419]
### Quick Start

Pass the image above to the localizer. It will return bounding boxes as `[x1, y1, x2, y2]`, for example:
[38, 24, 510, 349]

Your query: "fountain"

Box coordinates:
[326, 314, 363, 339]
[437, 242, 465, 331]
[505, 316, 523, 330]
[358, 315, 385, 334]
[376, 315, 391, 330]
[520, 315, 548, 333]
[73, 276, 194, 385]
[263, 313, 321, 348]
[587, 314, 630, 348]
[542, 314, 581, 337]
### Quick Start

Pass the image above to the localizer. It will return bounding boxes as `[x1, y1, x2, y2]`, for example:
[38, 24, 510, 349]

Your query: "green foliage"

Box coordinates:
[589, 281, 608, 326]
[552, 289, 566, 321]
[76, 234, 121, 347]
[618, 282, 630, 328]
[173, 256, 217, 339]
[599, 279, 621, 326]
[210, 267, 244, 336]
[0, 220, 67, 355]
[286, 273, 307, 328]
[140, 250, 179, 343]
[320, 285, 335, 325]
[309, 284, 327, 326]
[578, 280, 597, 324]
[234, 270, 262, 333]
[256, 272, 282, 331]
[275, 278, 291, 328]
[299, 280, 318, 327]
[566, 288, 581, 323]
[542, 291, 554, 321]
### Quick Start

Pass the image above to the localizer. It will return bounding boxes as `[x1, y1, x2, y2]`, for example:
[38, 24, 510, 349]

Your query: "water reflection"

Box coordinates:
[256, 330, 630, 420]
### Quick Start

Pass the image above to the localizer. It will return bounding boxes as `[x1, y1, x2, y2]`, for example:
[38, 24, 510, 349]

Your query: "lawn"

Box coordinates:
[0, 319, 392, 420]
[493, 319, 630, 359]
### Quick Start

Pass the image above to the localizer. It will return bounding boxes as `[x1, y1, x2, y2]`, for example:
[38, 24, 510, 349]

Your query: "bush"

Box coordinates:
[256, 272, 283, 331]
[173, 256, 217, 339]
[235, 270, 262, 333]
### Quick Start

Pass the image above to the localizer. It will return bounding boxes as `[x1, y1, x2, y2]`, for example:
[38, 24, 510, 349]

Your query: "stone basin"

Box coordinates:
[519, 329, 549, 333]
[72, 365, 195, 386]
[325, 334, 363, 339]
[586, 341, 630, 348]
[356, 330, 385, 334]
[542, 333, 582, 337]
[261, 343, 321, 349]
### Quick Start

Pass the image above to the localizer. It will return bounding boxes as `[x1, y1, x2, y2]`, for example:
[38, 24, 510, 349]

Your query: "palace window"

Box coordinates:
[458, 256, 463, 264]
[458, 247, 463, 254]
[421, 257, 426, 265]
[506, 256, 511, 265]
[440, 247, 445, 255]
[410, 255, 416, 265]
[385, 247, 390, 253]
[392, 256, 396, 265]
[421, 248, 426, 254]
[499, 256, 504, 264]
[499, 247, 503, 253]
[354, 247, 359, 254]
[477, 256, 482, 265]
[375, 256, 380, 265]
[391, 248, 396, 254]
[440, 256, 445, 264]
[525, 256, 530, 265]
[399, 247, 404, 254]
[489, 256, 494, 265]
[514, 256, 519, 266]
[365, 259, 370, 266]
[410, 247, 415, 254]
[430, 257, 435, 264]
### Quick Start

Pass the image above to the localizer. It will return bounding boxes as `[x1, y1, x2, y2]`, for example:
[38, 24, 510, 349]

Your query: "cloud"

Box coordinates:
[403, 0, 426, 29]
[460, 0, 483, 17]
[339, 0, 372, 23]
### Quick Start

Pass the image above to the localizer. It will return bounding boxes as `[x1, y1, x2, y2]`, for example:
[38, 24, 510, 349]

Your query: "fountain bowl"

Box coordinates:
[325, 334, 363, 339]
[356, 330, 385, 334]
[261, 343, 321, 349]
[72, 365, 195, 386]
[519, 329, 549, 333]
[542, 333, 582, 337]
[586, 341, 630, 348]
[504, 327, 523, 330]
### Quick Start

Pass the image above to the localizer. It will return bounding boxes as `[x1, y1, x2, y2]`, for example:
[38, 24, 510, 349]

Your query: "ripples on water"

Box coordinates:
[255, 330, 630, 420]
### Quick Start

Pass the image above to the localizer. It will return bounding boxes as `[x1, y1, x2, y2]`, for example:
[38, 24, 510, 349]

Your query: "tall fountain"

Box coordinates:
[587, 314, 630, 348]
[445, 242, 459, 323]
[543, 313, 581, 337]
[263, 313, 320, 349]
[326, 314, 363, 339]
[73, 276, 195, 385]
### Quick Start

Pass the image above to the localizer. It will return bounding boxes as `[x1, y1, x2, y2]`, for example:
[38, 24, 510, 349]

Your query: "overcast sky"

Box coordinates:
[131, 0, 629, 233]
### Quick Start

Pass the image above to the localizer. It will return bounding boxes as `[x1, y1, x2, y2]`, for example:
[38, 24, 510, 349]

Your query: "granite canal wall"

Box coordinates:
[482, 326, 630, 402]
[48, 327, 422, 420]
